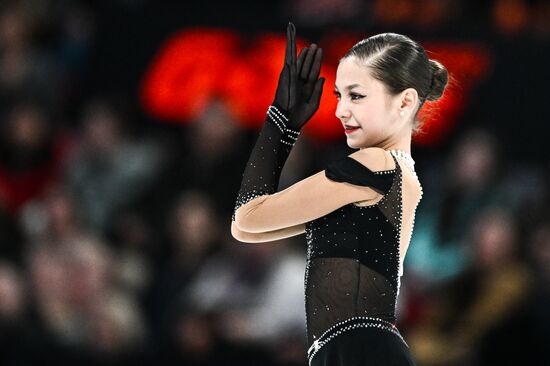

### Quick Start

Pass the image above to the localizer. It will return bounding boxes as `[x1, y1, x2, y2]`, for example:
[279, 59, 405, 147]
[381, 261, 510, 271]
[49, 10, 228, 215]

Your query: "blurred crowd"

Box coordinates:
[0, 0, 549, 365]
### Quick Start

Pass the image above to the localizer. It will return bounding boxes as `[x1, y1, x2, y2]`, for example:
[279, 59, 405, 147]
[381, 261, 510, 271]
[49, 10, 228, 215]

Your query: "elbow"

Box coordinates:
[233, 195, 269, 233]
[233, 209, 256, 233]
[231, 208, 249, 240]
[231, 221, 253, 243]
[231, 221, 243, 241]
[231, 221, 269, 243]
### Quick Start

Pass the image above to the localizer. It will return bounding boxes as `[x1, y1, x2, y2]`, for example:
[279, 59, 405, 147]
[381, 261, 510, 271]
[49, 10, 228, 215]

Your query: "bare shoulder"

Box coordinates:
[347, 147, 394, 172]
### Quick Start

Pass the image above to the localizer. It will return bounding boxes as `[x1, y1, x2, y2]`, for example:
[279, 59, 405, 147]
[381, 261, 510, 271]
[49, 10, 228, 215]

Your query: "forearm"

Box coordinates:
[232, 107, 300, 223]
[231, 221, 305, 243]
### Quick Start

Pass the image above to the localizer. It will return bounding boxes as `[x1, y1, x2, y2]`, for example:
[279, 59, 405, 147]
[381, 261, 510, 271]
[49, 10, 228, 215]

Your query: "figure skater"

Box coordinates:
[231, 22, 448, 366]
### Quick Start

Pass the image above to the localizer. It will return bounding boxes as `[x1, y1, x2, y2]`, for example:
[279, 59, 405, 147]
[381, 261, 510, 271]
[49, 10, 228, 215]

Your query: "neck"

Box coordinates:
[360, 126, 412, 155]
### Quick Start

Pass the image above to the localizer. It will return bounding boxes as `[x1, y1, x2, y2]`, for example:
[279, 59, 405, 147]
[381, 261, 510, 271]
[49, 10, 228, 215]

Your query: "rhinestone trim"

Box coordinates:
[268, 105, 288, 123]
[387, 149, 423, 278]
[387, 149, 414, 172]
[268, 110, 286, 133]
[266, 105, 301, 147]
[306, 316, 408, 364]
[388, 149, 422, 195]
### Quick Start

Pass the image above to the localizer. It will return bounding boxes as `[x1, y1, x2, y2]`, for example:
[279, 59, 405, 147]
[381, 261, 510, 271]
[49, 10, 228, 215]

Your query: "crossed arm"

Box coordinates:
[231, 148, 391, 243]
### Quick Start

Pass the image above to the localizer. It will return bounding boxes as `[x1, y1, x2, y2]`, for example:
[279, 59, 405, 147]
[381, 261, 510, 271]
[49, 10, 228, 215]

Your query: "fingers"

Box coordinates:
[300, 44, 317, 79]
[297, 47, 307, 72]
[309, 77, 325, 105]
[285, 22, 296, 65]
[298, 45, 323, 83]
[290, 22, 296, 64]
[308, 47, 323, 82]
[289, 62, 297, 108]
[285, 23, 292, 64]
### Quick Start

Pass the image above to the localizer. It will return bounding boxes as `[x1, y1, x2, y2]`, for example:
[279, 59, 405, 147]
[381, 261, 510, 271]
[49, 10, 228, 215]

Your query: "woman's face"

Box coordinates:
[334, 57, 401, 149]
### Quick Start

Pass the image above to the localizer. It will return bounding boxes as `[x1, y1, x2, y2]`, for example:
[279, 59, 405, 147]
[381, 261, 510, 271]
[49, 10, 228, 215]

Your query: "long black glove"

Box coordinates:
[232, 22, 325, 223]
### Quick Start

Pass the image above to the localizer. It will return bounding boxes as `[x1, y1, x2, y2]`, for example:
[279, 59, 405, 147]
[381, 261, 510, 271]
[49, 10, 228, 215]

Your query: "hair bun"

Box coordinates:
[426, 59, 448, 101]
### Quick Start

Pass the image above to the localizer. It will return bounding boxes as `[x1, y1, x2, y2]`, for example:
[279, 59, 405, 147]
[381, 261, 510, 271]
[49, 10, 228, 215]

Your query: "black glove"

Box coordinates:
[232, 22, 324, 223]
[272, 22, 325, 131]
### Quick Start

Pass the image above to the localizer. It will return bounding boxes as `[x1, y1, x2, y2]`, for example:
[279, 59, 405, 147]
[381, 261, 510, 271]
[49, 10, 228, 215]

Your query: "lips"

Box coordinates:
[344, 125, 360, 134]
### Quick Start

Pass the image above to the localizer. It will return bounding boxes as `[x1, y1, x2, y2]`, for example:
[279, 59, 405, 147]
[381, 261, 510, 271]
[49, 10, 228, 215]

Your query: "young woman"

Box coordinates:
[231, 22, 448, 366]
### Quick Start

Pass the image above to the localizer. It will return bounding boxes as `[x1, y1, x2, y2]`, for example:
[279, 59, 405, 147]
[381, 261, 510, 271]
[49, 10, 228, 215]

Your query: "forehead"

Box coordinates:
[335, 57, 382, 90]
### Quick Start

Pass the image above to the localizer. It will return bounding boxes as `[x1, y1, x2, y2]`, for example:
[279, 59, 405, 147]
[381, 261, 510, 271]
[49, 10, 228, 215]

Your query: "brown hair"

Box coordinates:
[343, 33, 449, 135]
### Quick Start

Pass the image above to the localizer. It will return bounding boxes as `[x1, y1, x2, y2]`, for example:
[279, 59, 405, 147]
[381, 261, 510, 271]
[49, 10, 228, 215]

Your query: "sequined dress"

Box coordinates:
[304, 153, 417, 365]
[232, 110, 418, 366]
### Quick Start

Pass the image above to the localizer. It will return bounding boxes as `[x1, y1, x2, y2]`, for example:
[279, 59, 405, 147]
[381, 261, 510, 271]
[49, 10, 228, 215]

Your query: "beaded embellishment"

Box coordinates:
[388, 149, 414, 173]
[267, 105, 301, 146]
[388, 149, 423, 277]
[306, 316, 408, 364]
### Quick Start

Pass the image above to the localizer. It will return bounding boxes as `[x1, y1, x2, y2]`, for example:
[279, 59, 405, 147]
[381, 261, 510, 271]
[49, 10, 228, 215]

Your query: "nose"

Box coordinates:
[335, 100, 351, 121]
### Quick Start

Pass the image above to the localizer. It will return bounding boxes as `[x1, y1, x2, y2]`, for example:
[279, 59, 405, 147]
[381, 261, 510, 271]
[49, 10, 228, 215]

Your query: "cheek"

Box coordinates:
[350, 104, 368, 123]
[353, 103, 383, 126]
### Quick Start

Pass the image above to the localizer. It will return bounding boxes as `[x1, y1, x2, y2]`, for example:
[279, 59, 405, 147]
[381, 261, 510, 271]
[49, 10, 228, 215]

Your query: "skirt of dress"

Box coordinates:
[309, 324, 417, 366]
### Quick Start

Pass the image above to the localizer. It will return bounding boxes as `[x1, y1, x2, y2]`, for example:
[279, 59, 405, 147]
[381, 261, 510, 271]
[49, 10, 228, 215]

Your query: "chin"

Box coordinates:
[346, 138, 367, 150]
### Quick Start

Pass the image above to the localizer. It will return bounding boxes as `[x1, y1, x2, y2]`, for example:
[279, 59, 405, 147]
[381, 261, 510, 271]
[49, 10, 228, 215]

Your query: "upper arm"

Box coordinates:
[233, 147, 393, 233]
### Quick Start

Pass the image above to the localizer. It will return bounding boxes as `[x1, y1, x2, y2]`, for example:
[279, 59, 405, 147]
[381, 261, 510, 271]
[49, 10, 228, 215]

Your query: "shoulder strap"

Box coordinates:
[325, 156, 396, 195]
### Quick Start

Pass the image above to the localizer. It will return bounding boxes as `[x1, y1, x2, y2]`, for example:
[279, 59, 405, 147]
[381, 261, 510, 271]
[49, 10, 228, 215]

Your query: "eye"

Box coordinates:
[333, 90, 341, 100]
[350, 93, 365, 101]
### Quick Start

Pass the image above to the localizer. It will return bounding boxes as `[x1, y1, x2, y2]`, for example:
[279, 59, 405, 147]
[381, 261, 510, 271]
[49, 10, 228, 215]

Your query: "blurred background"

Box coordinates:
[0, 0, 549, 365]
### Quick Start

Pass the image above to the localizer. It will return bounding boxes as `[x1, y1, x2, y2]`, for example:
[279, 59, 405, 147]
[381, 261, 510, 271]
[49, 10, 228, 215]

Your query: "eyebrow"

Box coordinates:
[334, 84, 362, 91]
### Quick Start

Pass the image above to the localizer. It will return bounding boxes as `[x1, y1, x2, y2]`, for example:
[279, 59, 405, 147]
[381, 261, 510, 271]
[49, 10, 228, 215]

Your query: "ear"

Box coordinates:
[399, 88, 418, 114]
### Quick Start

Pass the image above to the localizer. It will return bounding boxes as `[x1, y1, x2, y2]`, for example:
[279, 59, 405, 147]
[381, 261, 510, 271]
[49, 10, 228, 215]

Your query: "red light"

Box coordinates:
[140, 29, 493, 147]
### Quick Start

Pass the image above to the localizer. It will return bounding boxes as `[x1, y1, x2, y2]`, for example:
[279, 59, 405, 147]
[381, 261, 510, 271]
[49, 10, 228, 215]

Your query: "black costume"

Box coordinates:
[232, 106, 418, 366]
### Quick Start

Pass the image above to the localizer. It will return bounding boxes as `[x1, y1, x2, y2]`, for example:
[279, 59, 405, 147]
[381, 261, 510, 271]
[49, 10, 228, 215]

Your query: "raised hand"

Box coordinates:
[273, 22, 325, 130]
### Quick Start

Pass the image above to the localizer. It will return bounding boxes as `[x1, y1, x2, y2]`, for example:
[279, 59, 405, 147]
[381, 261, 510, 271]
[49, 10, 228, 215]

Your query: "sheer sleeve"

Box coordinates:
[231, 105, 301, 223]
